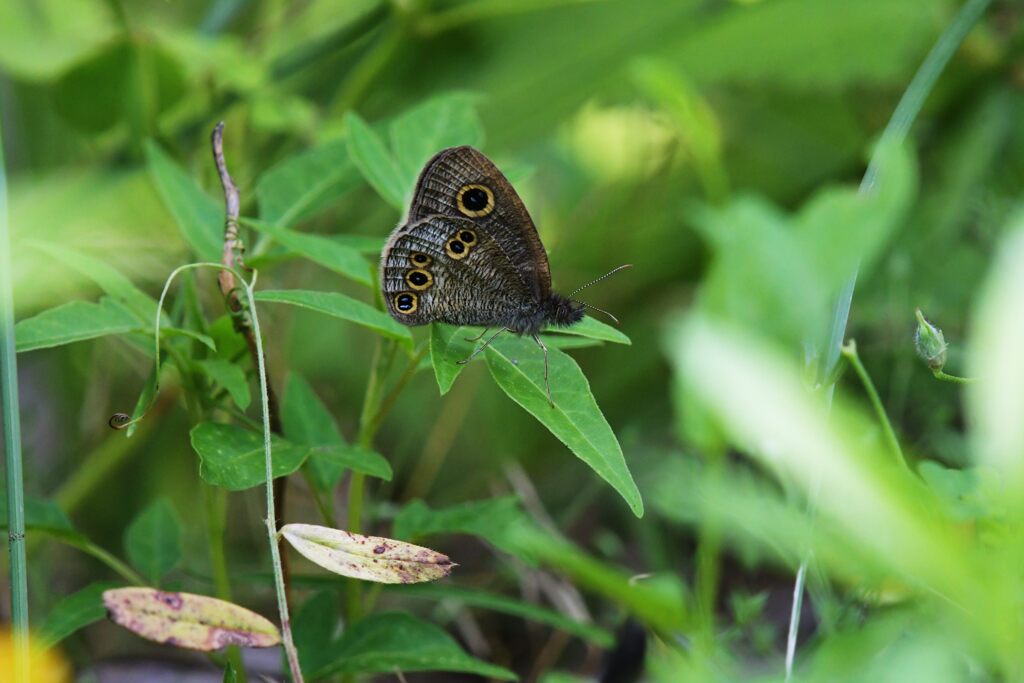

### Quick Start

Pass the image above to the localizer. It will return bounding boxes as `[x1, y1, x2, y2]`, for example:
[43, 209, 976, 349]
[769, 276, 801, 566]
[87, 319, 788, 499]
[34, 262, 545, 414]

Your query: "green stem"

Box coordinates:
[840, 340, 907, 469]
[203, 485, 246, 683]
[0, 102, 29, 682]
[933, 370, 977, 384]
[693, 447, 724, 648]
[788, 1, 993, 678]
[59, 535, 145, 586]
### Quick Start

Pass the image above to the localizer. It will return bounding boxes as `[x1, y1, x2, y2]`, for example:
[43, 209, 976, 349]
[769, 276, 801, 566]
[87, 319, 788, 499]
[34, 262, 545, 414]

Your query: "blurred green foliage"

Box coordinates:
[2, 0, 1024, 681]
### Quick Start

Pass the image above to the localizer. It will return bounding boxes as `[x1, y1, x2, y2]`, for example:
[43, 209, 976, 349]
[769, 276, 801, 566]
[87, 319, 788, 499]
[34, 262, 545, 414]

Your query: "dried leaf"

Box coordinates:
[102, 588, 281, 651]
[281, 524, 454, 584]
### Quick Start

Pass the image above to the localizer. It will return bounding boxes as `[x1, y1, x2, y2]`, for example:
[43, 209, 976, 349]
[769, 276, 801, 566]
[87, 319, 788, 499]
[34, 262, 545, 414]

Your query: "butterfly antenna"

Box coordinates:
[576, 302, 621, 326]
[569, 264, 633, 298]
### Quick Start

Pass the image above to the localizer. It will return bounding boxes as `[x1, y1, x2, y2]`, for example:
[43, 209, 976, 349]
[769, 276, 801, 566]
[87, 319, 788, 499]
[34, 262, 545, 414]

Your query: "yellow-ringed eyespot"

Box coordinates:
[405, 268, 433, 291]
[409, 252, 432, 267]
[456, 184, 495, 217]
[394, 292, 418, 314]
[457, 228, 477, 245]
[445, 237, 470, 260]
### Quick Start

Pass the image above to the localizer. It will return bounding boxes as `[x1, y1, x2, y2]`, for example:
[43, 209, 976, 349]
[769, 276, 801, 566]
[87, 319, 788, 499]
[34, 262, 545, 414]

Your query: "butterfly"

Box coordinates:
[380, 146, 626, 403]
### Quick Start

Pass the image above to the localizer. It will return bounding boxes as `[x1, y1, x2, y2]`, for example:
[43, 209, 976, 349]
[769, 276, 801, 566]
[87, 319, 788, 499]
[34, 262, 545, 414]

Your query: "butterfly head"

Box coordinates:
[543, 293, 586, 328]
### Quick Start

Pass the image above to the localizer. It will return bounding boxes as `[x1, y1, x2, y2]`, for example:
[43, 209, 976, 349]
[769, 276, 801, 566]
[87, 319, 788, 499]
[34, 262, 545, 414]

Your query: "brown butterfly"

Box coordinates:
[380, 146, 626, 402]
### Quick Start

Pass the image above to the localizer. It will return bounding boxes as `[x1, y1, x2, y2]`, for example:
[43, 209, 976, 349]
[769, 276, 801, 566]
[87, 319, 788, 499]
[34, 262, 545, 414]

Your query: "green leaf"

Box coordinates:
[256, 138, 362, 226]
[313, 612, 516, 680]
[392, 583, 613, 647]
[393, 497, 526, 550]
[0, 492, 74, 535]
[293, 590, 339, 675]
[162, 327, 217, 351]
[29, 241, 160, 321]
[38, 581, 121, 648]
[484, 335, 643, 517]
[254, 289, 413, 348]
[334, 234, 387, 255]
[124, 498, 183, 585]
[144, 140, 223, 262]
[282, 374, 348, 492]
[246, 219, 372, 286]
[311, 444, 392, 482]
[344, 111, 406, 209]
[545, 315, 631, 345]
[197, 359, 251, 410]
[429, 323, 479, 395]
[389, 93, 484, 196]
[15, 297, 139, 352]
[190, 422, 311, 491]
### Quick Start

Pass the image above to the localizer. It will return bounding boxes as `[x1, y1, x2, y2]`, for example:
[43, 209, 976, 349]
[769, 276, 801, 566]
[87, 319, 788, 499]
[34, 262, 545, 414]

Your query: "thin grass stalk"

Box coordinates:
[785, 1, 994, 678]
[0, 113, 29, 682]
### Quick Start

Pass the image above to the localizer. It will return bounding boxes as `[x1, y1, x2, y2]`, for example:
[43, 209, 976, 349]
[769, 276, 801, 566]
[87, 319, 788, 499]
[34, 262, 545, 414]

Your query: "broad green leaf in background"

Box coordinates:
[485, 335, 643, 517]
[197, 359, 251, 410]
[144, 141, 223, 262]
[280, 524, 453, 583]
[124, 498, 183, 585]
[103, 587, 281, 651]
[254, 289, 413, 348]
[334, 234, 387, 255]
[389, 93, 484, 195]
[38, 582, 120, 648]
[29, 242, 160, 321]
[256, 138, 362, 226]
[392, 583, 614, 647]
[293, 590, 340, 675]
[312, 612, 516, 680]
[0, 494, 74, 535]
[283, 373, 349, 492]
[345, 112, 406, 209]
[394, 497, 526, 550]
[311, 445, 392, 482]
[246, 219, 372, 286]
[15, 297, 139, 352]
[190, 422, 311, 490]
[429, 323, 479, 395]
[968, 212, 1024, 488]
[0, 0, 114, 81]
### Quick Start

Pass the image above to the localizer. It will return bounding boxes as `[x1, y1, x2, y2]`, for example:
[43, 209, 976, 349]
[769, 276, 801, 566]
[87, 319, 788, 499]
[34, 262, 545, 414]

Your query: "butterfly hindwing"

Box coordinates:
[405, 146, 552, 300]
[381, 215, 533, 327]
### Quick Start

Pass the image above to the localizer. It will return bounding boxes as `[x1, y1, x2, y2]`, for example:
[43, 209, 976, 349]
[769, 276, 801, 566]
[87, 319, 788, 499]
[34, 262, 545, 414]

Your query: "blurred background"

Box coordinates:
[2, 0, 1023, 680]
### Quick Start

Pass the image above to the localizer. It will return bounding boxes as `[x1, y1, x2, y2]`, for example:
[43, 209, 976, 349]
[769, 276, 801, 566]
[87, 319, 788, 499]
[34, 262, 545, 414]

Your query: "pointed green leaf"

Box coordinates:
[344, 111, 406, 209]
[429, 323, 480, 395]
[313, 612, 516, 680]
[190, 422, 311, 491]
[39, 581, 121, 648]
[256, 138, 361, 226]
[246, 219, 371, 286]
[125, 498, 183, 584]
[311, 445, 392, 482]
[545, 315, 631, 345]
[15, 297, 139, 352]
[254, 289, 413, 348]
[162, 327, 217, 351]
[197, 359, 251, 410]
[283, 374, 348, 492]
[484, 336, 643, 517]
[394, 497, 526, 548]
[0, 493, 74, 534]
[103, 588, 281, 651]
[334, 234, 386, 255]
[281, 524, 453, 584]
[389, 93, 484, 196]
[144, 140, 223, 262]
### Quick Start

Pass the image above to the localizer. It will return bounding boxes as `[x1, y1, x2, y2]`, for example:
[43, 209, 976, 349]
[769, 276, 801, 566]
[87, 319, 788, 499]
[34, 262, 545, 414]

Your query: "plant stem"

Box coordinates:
[0, 106, 29, 683]
[933, 370, 977, 384]
[60, 535, 145, 586]
[787, 1, 993, 678]
[840, 340, 907, 469]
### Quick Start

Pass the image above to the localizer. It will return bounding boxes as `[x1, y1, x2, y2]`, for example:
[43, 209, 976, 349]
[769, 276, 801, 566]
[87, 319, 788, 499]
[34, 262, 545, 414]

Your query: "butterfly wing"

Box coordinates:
[404, 146, 552, 300]
[381, 215, 535, 327]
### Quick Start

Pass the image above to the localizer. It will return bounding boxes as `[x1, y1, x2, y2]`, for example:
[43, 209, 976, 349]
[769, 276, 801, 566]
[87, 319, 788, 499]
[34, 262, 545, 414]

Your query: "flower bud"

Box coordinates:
[914, 308, 947, 371]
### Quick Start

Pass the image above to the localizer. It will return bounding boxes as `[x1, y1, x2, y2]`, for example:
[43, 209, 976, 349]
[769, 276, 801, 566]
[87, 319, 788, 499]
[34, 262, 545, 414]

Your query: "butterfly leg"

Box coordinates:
[532, 333, 553, 406]
[457, 328, 507, 365]
[464, 327, 490, 343]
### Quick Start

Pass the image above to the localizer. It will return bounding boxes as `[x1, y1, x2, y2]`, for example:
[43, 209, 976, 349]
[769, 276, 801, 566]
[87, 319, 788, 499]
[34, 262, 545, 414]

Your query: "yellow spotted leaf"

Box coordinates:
[281, 524, 455, 584]
[102, 588, 281, 652]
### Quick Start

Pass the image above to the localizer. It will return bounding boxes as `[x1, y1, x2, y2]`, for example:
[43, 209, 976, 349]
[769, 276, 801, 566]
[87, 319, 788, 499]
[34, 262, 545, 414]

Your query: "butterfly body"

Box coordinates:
[380, 146, 584, 336]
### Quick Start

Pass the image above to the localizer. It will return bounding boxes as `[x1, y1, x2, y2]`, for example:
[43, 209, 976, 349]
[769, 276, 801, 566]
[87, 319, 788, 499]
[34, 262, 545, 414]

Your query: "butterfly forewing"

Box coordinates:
[405, 146, 552, 299]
